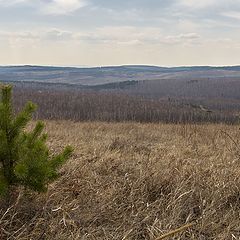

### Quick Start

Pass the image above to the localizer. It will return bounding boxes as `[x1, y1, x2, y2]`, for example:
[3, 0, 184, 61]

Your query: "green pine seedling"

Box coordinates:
[0, 85, 73, 196]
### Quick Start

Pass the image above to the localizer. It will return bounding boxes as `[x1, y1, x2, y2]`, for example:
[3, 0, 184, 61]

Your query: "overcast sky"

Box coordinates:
[0, 0, 240, 66]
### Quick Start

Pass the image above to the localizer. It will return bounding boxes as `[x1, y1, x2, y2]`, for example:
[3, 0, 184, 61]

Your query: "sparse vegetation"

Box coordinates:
[1, 121, 240, 239]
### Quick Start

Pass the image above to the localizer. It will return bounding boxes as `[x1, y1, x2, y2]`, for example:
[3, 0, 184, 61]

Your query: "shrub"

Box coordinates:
[0, 85, 73, 196]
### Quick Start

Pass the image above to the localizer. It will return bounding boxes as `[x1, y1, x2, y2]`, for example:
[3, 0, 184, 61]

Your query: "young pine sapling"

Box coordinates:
[0, 85, 73, 196]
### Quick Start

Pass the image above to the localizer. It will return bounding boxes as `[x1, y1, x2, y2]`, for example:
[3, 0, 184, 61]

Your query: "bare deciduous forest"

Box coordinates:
[12, 85, 240, 124]
[0, 65, 239, 124]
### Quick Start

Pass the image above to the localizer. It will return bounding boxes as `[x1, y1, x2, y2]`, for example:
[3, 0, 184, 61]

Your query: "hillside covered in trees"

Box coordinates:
[0, 65, 240, 124]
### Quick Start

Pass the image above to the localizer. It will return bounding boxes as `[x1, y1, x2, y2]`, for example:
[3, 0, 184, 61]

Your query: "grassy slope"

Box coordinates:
[1, 121, 240, 239]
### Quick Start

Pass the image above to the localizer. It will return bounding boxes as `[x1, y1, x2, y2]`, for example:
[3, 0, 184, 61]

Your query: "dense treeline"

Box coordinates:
[12, 86, 239, 124]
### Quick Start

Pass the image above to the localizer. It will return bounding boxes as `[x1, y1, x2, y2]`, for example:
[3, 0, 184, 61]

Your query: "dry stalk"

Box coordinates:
[155, 222, 195, 240]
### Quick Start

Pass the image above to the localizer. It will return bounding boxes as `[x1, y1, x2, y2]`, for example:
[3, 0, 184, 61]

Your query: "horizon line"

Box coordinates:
[1, 64, 240, 69]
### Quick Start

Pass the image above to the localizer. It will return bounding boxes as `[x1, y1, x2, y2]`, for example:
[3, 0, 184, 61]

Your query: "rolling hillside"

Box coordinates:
[1, 65, 240, 124]
[1, 65, 240, 87]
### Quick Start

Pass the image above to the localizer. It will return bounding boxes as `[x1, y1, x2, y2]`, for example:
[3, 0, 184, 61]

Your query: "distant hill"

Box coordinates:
[2, 64, 240, 124]
[1, 65, 240, 87]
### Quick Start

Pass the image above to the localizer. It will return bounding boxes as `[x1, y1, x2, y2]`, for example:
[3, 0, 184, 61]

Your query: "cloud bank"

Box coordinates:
[0, 0, 240, 65]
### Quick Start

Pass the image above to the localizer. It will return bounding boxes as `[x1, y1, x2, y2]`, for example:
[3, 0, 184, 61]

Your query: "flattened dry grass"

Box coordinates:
[1, 121, 240, 239]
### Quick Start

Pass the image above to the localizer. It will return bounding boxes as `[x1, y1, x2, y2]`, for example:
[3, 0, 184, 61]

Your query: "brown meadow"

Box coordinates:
[1, 121, 240, 239]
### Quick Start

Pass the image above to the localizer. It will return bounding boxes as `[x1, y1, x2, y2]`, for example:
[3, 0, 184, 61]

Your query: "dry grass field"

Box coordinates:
[1, 121, 240, 239]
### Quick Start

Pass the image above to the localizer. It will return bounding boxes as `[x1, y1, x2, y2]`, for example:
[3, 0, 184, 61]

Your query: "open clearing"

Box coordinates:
[1, 121, 240, 239]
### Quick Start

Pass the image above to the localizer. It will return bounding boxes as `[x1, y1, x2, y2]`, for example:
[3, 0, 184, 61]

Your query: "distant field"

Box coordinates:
[1, 121, 240, 239]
